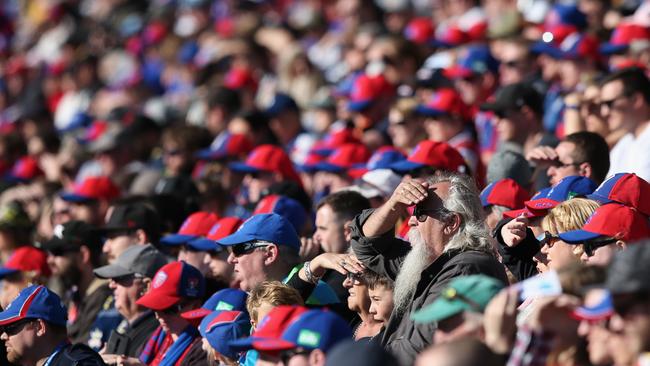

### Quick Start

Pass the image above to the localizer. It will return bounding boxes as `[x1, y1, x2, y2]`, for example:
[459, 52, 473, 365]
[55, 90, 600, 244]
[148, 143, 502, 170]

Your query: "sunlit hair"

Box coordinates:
[425, 172, 494, 254]
[542, 198, 600, 257]
[246, 281, 303, 324]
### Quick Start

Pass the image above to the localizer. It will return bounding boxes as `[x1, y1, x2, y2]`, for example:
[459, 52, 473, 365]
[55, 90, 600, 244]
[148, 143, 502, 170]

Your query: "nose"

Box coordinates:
[203, 253, 211, 265]
[108, 279, 117, 290]
[546, 165, 557, 179]
[577, 320, 590, 336]
[342, 276, 352, 289]
[407, 215, 418, 227]
[600, 104, 610, 118]
[580, 251, 589, 263]
[227, 252, 237, 264]
[540, 244, 550, 255]
[0, 332, 7, 341]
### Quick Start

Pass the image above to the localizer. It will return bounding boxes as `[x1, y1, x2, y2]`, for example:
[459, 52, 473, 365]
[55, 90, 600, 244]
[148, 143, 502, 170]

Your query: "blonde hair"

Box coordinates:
[390, 98, 418, 119]
[542, 198, 600, 257]
[246, 281, 303, 324]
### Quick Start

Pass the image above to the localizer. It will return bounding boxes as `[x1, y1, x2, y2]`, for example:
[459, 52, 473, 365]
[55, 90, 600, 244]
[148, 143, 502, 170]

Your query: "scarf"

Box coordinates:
[139, 325, 199, 366]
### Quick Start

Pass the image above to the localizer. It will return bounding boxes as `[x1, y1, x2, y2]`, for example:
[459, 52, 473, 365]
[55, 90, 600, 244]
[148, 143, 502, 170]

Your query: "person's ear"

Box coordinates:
[35, 319, 47, 337]
[264, 244, 279, 265]
[135, 229, 148, 245]
[343, 219, 353, 242]
[579, 162, 592, 179]
[141, 278, 152, 296]
[79, 245, 91, 265]
[309, 349, 326, 366]
[615, 240, 627, 251]
[443, 213, 461, 235]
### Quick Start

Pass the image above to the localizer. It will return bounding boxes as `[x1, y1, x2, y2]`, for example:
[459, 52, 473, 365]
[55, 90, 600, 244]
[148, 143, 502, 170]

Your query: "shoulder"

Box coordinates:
[444, 250, 507, 279]
[53, 344, 106, 366]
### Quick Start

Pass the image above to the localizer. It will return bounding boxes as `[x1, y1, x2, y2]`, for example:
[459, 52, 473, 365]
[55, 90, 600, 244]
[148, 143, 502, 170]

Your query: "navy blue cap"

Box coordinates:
[265, 93, 299, 118]
[216, 213, 301, 251]
[182, 288, 249, 320]
[0, 285, 67, 326]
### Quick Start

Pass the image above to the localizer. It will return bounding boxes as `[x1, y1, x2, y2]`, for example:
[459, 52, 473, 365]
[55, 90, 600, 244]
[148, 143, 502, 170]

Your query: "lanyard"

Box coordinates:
[43, 342, 69, 366]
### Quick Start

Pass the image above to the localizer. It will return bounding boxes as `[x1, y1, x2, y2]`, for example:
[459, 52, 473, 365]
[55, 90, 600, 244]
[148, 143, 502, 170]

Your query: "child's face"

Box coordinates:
[368, 286, 394, 324]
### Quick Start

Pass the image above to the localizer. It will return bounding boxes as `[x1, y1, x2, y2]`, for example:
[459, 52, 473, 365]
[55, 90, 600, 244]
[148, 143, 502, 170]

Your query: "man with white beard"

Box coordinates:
[348, 172, 507, 366]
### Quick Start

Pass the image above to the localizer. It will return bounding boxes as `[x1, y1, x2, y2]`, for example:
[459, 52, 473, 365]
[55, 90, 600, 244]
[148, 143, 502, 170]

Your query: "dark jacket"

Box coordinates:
[50, 343, 106, 366]
[68, 279, 120, 345]
[494, 217, 540, 282]
[104, 310, 160, 357]
[350, 209, 508, 366]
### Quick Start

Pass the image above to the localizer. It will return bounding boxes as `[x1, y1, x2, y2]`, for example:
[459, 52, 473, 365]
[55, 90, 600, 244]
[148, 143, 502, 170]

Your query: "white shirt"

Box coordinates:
[608, 124, 650, 182]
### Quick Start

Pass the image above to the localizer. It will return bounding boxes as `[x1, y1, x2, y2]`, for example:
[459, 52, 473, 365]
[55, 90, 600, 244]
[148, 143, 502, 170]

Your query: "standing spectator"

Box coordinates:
[600, 67, 650, 181]
[349, 172, 507, 365]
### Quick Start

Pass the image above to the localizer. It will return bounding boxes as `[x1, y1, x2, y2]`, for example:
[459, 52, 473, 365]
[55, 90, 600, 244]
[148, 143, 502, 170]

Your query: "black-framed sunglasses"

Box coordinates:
[537, 231, 561, 247]
[280, 348, 311, 364]
[582, 237, 618, 257]
[112, 273, 145, 287]
[598, 93, 631, 111]
[549, 159, 584, 169]
[228, 241, 271, 257]
[1, 319, 35, 336]
[413, 206, 450, 223]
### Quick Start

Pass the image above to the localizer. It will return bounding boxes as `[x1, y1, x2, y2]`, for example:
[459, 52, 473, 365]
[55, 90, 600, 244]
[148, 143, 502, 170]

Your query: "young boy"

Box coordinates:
[366, 271, 394, 326]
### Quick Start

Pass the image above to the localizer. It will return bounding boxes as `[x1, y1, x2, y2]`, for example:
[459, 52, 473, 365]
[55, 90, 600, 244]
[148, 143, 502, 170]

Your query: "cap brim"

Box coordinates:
[181, 308, 212, 320]
[530, 42, 564, 58]
[525, 198, 559, 211]
[93, 264, 133, 279]
[558, 230, 603, 244]
[586, 193, 614, 204]
[296, 164, 320, 173]
[196, 149, 226, 161]
[40, 237, 77, 252]
[600, 43, 628, 55]
[390, 160, 425, 173]
[314, 162, 346, 173]
[216, 231, 254, 246]
[414, 105, 448, 117]
[502, 208, 539, 219]
[229, 337, 270, 352]
[252, 338, 297, 352]
[411, 298, 464, 323]
[0, 267, 19, 279]
[187, 238, 222, 252]
[60, 193, 95, 203]
[160, 234, 198, 246]
[347, 100, 372, 112]
[136, 291, 180, 310]
[443, 66, 474, 79]
[228, 162, 262, 174]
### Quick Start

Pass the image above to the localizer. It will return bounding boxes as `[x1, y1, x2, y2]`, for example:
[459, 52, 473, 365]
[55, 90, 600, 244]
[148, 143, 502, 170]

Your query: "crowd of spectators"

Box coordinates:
[0, 0, 649, 365]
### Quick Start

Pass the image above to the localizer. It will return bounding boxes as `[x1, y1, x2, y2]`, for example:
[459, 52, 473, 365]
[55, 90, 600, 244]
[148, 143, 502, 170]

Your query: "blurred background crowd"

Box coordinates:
[0, 0, 649, 365]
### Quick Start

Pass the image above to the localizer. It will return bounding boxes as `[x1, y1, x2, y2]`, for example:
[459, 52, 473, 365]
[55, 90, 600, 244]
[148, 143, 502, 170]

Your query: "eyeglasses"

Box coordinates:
[549, 159, 584, 169]
[413, 206, 450, 223]
[501, 59, 526, 69]
[537, 231, 561, 247]
[582, 237, 618, 257]
[164, 149, 182, 156]
[346, 271, 364, 283]
[160, 303, 185, 315]
[228, 241, 272, 257]
[1, 319, 35, 336]
[390, 119, 408, 126]
[112, 273, 144, 287]
[598, 94, 630, 111]
[441, 287, 483, 312]
[280, 348, 311, 365]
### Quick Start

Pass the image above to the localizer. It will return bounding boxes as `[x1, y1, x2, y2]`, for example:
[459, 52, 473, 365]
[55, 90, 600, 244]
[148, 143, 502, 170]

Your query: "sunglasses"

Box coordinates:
[537, 231, 561, 247]
[501, 59, 526, 69]
[112, 273, 144, 287]
[228, 241, 272, 257]
[582, 237, 618, 257]
[1, 319, 35, 336]
[413, 206, 450, 223]
[160, 303, 185, 315]
[549, 159, 584, 169]
[598, 93, 631, 111]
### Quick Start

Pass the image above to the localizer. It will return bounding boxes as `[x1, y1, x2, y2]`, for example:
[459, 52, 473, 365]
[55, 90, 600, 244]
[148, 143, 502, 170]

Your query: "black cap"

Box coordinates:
[480, 82, 543, 116]
[41, 221, 102, 254]
[100, 203, 161, 241]
[325, 339, 398, 366]
[606, 243, 650, 295]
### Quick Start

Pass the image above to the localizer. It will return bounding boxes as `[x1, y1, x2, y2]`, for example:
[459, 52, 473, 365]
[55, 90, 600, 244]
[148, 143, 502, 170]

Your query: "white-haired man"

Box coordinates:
[348, 172, 507, 366]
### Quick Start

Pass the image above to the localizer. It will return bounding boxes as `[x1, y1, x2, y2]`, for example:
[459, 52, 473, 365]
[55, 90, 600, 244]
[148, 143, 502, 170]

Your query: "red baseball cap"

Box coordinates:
[390, 140, 466, 174]
[0, 246, 51, 279]
[136, 261, 205, 311]
[502, 188, 552, 219]
[415, 88, 466, 118]
[161, 211, 220, 245]
[223, 65, 258, 92]
[588, 173, 650, 216]
[347, 74, 394, 112]
[559, 204, 650, 243]
[229, 145, 302, 186]
[404, 17, 435, 44]
[60, 176, 121, 203]
[229, 305, 309, 351]
[601, 23, 650, 55]
[480, 178, 531, 210]
[315, 143, 371, 173]
[311, 127, 361, 156]
[195, 133, 254, 161]
[5, 156, 43, 183]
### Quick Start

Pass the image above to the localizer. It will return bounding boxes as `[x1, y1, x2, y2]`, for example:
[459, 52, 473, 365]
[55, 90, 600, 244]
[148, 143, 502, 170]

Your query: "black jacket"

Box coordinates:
[50, 343, 106, 366]
[350, 209, 508, 366]
[494, 217, 540, 281]
[104, 310, 159, 357]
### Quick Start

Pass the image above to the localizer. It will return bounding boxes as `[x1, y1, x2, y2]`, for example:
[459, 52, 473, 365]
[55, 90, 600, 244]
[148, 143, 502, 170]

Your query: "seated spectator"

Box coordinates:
[99, 202, 162, 263]
[129, 261, 207, 365]
[199, 310, 251, 366]
[388, 98, 427, 155]
[587, 172, 650, 216]
[191, 217, 241, 289]
[59, 176, 121, 226]
[480, 178, 530, 232]
[0, 246, 50, 308]
[366, 271, 394, 329]
[246, 281, 303, 329]
[93, 244, 169, 359]
[537, 198, 600, 271]
[411, 275, 505, 344]
[0, 285, 105, 365]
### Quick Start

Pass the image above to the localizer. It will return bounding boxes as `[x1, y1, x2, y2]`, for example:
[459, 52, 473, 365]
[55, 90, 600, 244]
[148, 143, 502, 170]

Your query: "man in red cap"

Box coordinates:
[60, 176, 121, 226]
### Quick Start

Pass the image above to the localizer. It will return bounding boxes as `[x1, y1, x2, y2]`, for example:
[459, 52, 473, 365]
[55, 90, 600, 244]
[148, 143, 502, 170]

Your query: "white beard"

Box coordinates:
[393, 229, 434, 316]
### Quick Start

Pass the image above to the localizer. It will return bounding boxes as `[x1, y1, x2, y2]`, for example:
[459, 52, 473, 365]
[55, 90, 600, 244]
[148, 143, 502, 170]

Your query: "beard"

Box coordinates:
[59, 262, 82, 289]
[5, 343, 23, 365]
[393, 229, 434, 316]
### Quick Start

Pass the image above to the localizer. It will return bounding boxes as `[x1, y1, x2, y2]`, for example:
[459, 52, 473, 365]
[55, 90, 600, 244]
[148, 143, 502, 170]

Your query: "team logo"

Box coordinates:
[153, 271, 167, 288]
[186, 277, 200, 296]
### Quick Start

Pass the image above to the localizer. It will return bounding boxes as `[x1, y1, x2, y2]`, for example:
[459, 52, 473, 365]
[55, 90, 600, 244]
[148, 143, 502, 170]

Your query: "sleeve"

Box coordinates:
[494, 218, 540, 282]
[506, 325, 554, 366]
[349, 209, 412, 281]
[285, 266, 316, 302]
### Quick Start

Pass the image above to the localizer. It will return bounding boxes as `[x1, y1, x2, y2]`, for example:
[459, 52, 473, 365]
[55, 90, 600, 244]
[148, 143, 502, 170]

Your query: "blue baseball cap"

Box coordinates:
[444, 45, 499, 79]
[252, 309, 352, 353]
[0, 285, 67, 327]
[572, 289, 613, 321]
[199, 310, 251, 360]
[182, 288, 248, 320]
[265, 93, 299, 118]
[216, 213, 301, 251]
[525, 176, 597, 211]
[253, 195, 307, 233]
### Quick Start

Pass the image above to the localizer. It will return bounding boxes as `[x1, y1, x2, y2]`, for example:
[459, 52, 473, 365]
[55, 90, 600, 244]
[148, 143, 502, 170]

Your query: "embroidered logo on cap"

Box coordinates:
[153, 271, 167, 288]
[297, 329, 321, 347]
[216, 301, 234, 311]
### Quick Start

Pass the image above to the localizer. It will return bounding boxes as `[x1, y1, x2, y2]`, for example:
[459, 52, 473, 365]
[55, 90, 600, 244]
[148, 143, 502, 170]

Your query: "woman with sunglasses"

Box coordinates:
[536, 198, 599, 272]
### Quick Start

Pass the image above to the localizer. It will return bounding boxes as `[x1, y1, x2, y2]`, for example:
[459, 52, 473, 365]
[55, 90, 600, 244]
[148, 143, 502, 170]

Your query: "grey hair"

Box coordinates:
[425, 172, 494, 254]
